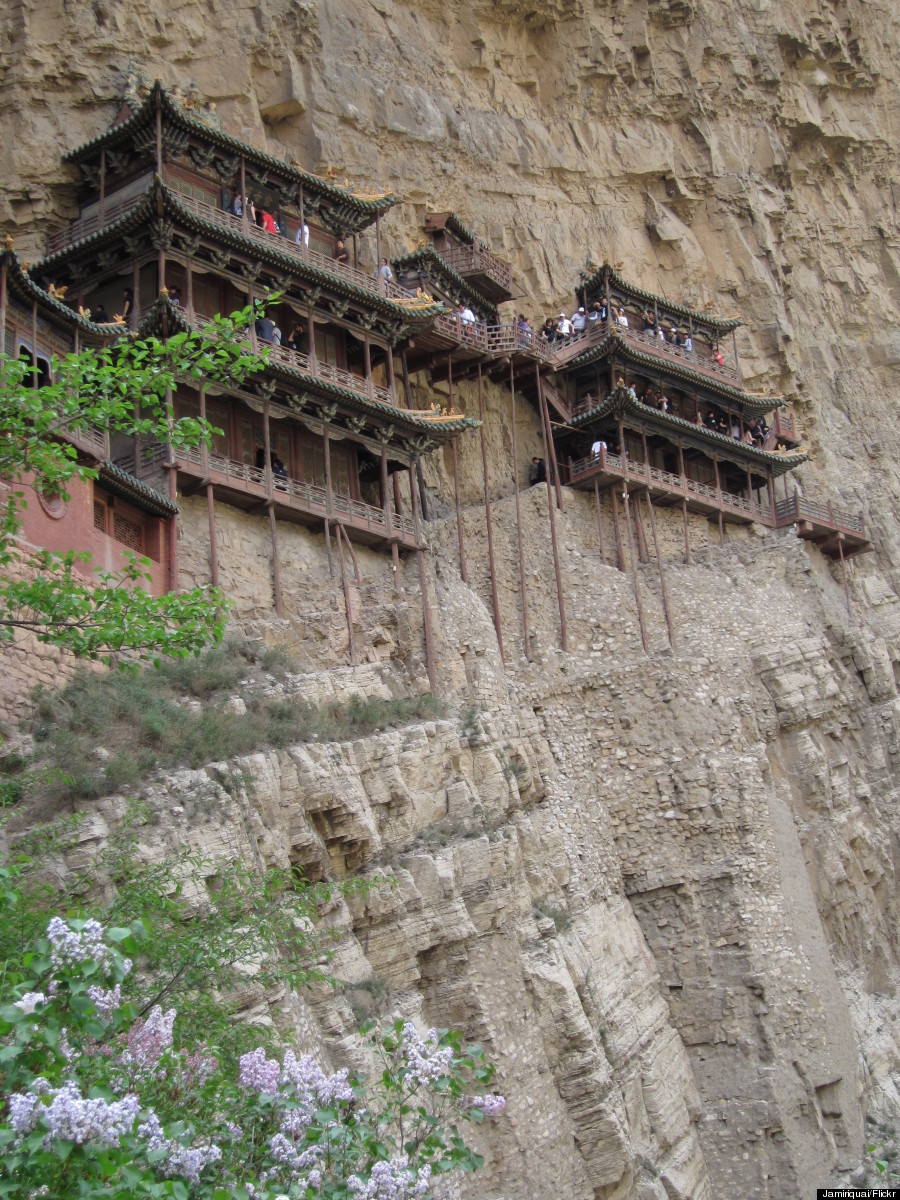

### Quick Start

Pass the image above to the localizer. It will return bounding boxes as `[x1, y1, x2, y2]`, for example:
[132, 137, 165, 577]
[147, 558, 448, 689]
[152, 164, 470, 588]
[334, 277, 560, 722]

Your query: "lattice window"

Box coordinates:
[3, 328, 13, 357]
[93, 500, 107, 533]
[113, 513, 143, 553]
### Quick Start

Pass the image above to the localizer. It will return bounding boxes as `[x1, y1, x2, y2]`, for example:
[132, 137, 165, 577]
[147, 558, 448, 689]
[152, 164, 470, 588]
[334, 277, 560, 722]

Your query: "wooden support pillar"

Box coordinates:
[323, 426, 334, 577]
[0, 258, 7, 345]
[610, 488, 626, 572]
[363, 334, 374, 400]
[509, 359, 532, 660]
[131, 261, 140, 330]
[240, 157, 248, 233]
[451, 436, 467, 583]
[409, 463, 436, 691]
[538, 359, 568, 652]
[732, 327, 742, 385]
[164, 384, 178, 593]
[386, 342, 397, 404]
[604, 265, 611, 320]
[416, 460, 429, 522]
[713, 454, 725, 546]
[400, 350, 413, 409]
[297, 184, 305, 255]
[393, 471, 403, 515]
[335, 524, 357, 666]
[622, 481, 649, 654]
[767, 472, 776, 524]
[632, 487, 650, 563]
[98, 148, 106, 231]
[477, 363, 503, 658]
[676, 442, 692, 565]
[536, 363, 564, 510]
[307, 302, 317, 368]
[262, 399, 283, 616]
[645, 491, 675, 650]
[339, 523, 361, 583]
[155, 90, 163, 175]
[184, 259, 194, 322]
[31, 301, 37, 389]
[594, 479, 607, 566]
[837, 535, 851, 613]
[352, 233, 359, 269]
[375, 214, 382, 270]
[198, 385, 219, 586]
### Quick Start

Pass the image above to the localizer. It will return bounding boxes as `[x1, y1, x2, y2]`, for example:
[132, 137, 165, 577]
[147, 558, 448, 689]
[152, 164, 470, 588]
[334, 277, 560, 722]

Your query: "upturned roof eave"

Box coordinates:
[568, 387, 807, 476]
[136, 297, 480, 441]
[1, 249, 114, 337]
[390, 247, 500, 318]
[36, 180, 446, 326]
[61, 82, 398, 229]
[98, 459, 180, 516]
[564, 330, 781, 415]
[580, 263, 743, 332]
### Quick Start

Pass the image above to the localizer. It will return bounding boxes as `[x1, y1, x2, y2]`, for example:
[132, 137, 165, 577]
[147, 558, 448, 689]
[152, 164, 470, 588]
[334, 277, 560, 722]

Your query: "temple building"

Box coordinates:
[0, 80, 870, 671]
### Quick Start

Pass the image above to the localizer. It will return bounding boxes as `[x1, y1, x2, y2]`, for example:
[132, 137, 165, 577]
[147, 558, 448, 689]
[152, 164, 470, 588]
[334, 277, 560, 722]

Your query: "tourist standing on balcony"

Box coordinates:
[557, 311, 572, 339]
[682, 332, 693, 355]
[588, 303, 605, 323]
[713, 347, 725, 366]
[121, 288, 134, 325]
[615, 307, 629, 328]
[572, 307, 586, 332]
[541, 317, 557, 343]
[295, 221, 309, 247]
[459, 303, 476, 330]
[642, 310, 655, 332]
[286, 322, 307, 354]
[92, 303, 110, 323]
[255, 315, 276, 344]
[334, 238, 350, 265]
[376, 258, 393, 291]
[261, 209, 279, 235]
[247, 197, 257, 225]
[231, 193, 243, 218]
[591, 436, 606, 459]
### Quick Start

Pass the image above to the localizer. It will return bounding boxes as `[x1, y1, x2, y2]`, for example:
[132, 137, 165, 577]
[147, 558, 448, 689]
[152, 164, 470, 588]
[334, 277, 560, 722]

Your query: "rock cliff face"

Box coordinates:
[4, 1, 900, 1196]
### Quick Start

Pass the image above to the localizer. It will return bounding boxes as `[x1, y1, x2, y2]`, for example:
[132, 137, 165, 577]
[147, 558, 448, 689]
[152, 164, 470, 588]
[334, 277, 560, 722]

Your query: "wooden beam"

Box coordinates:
[409, 464, 436, 690]
[645, 491, 675, 650]
[594, 479, 607, 565]
[98, 147, 106, 231]
[477, 363, 503, 658]
[335, 522, 357, 666]
[622, 481, 648, 654]
[509, 358, 532, 660]
[538, 358, 568, 651]
[323, 426, 334, 576]
[610, 487, 626, 572]
[400, 349, 413, 409]
[448, 355, 467, 582]
[677, 442, 692, 565]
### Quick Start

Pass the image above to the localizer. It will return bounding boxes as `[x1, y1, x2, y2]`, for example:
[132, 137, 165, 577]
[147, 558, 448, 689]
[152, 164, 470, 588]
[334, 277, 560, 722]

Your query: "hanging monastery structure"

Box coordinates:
[1, 81, 872, 671]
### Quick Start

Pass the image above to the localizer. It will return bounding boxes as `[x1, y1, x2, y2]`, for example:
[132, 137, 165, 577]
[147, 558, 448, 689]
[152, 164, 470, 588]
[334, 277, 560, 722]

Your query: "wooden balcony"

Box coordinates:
[765, 406, 799, 448]
[265, 343, 395, 406]
[569, 448, 769, 524]
[164, 445, 419, 549]
[438, 242, 514, 299]
[774, 493, 870, 557]
[46, 193, 145, 254]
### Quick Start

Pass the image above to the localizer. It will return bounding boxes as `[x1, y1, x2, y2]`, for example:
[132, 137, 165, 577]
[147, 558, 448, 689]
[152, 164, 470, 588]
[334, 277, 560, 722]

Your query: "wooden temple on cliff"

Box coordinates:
[1, 80, 871, 668]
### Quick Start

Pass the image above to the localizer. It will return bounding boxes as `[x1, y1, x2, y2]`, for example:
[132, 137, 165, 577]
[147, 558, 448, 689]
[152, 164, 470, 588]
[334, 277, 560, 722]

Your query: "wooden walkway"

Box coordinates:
[568, 448, 870, 558]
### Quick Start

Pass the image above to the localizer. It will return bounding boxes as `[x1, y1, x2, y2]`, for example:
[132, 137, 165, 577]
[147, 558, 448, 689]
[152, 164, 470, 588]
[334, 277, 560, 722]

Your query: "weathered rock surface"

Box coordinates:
[4, 1, 900, 1196]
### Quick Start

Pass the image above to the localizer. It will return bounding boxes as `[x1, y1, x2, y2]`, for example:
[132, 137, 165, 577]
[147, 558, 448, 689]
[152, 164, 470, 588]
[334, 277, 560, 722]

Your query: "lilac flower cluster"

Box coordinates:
[399, 1022, 454, 1086]
[137, 1111, 222, 1184]
[120, 1005, 176, 1075]
[46, 917, 116, 973]
[14, 992, 46, 1015]
[86, 983, 122, 1016]
[10, 1079, 139, 1147]
[347, 1157, 431, 1199]
[469, 1094, 505, 1117]
[238, 1047, 281, 1094]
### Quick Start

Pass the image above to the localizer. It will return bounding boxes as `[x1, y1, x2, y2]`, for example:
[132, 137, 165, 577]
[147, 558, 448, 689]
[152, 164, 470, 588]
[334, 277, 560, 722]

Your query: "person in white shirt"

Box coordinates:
[591, 437, 607, 458]
[682, 334, 693, 354]
[615, 307, 629, 328]
[571, 306, 586, 332]
[557, 311, 573, 338]
[295, 222, 310, 247]
[459, 304, 476, 325]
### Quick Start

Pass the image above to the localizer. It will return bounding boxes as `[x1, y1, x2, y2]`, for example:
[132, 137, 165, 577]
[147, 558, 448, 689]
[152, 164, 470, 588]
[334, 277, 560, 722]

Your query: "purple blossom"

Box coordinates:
[399, 1023, 454, 1086]
[87, 983, 122, 1016]
[165, 1141, 222, 1184]
[121, 1006, 175, 1075]
[14, 992, 46, 1015]
[239, 1047, 281, 1094]
[347, 1157, 431, 1199]
[10, 1080, 139, 1147]
[469, 1093, 505, 1117]
[46, 918, 114, 973]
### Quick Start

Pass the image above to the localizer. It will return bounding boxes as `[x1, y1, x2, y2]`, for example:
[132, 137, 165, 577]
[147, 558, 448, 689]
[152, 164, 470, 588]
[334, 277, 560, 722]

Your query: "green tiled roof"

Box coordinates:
[563, 326, 780, 416]
[36, 179, 446, 326]
[98, 459, 179, 516]
[62, 82, 397, 231]
[568, 385, 807, 477]
[139, 296, 480, 442]
[390, 247, 499, 320]
[579, 263, 742, 332]
[1, 249, 113, 337]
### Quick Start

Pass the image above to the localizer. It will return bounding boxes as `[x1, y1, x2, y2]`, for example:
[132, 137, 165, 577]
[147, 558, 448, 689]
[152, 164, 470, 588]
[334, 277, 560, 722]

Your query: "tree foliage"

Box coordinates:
[0, 309, 265, 663]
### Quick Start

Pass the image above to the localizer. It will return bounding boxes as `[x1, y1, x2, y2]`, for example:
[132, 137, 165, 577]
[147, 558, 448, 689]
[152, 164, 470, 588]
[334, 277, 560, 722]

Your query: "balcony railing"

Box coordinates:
[265, 343, 394, 406]
[775, 493, 864, 536]
[438, 242, 513, 294]
[46, 193, 147, 254]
